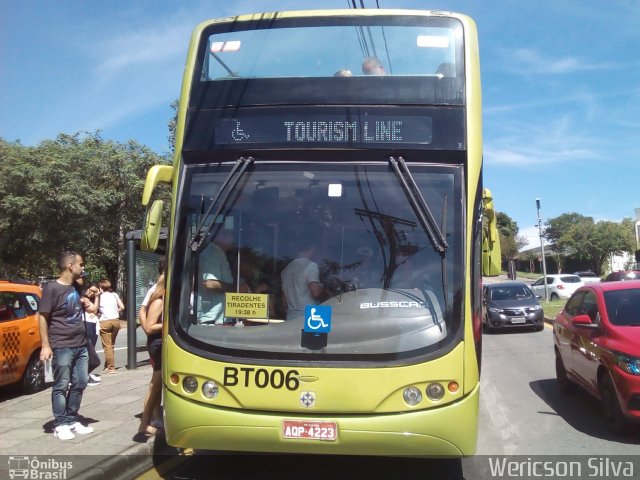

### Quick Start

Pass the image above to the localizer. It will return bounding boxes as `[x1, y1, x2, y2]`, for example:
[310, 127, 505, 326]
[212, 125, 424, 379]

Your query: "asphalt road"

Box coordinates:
[136, 324, 639, 480]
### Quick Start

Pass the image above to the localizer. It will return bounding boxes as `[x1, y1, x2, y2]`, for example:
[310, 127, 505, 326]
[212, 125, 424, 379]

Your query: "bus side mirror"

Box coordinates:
[141, 199, 163, 252]
[482, 188, 502, 276]
[142, 165, 174, 206]
[141, 164, 173, 252]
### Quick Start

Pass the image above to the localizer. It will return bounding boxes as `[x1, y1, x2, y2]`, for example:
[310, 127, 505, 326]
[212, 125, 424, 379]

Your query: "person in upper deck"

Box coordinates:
[361, 56, 385, 75]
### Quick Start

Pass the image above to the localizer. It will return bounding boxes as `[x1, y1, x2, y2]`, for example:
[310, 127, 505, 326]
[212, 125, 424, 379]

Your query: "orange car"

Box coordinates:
[0, 280, 43, 393]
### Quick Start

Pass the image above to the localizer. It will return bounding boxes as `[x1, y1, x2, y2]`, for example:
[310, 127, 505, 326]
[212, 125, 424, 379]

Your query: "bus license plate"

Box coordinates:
[282, 420, 338, 441]
[511, 317, 526, 324]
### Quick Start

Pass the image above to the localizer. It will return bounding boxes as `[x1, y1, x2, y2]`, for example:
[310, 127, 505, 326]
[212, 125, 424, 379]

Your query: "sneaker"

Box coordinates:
[54, 425, 75, 440]
[70, 422, 94, 435]
[89, 373, 101, 381]
[87, 378, 100, 387]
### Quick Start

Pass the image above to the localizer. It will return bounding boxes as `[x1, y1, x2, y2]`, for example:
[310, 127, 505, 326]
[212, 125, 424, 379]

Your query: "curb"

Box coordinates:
[74, 437, 180, 480]
[74, 443, 152, 480]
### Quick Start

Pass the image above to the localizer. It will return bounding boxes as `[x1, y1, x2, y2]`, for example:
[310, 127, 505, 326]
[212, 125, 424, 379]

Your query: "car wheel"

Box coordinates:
[22, 352, 44, 394]
[555, 350, 575, 394]
[482, 316, 493, 333]
[550, 293, 559, 301]
[600, 373, 629, 435]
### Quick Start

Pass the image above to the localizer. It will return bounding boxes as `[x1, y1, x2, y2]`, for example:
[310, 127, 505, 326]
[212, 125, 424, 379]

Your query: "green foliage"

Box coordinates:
[496, 211, 527, 260]
[168, 99, 179, 155]
[544, 213, 634, 275]
[540, 299, 565, 320]
[0, 132, 170, 286]
[497, 211, 518, 238]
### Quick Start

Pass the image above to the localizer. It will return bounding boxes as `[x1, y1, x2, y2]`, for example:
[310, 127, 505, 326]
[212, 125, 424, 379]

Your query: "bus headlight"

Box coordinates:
[202, 380, 219, 398]
[183, 376, 198, 394]
[426, 383, 445, 401]
[403, 386, 422, 406]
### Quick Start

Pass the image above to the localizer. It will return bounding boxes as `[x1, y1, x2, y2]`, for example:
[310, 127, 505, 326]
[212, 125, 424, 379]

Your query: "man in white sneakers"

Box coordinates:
[39, 251, 94, 440]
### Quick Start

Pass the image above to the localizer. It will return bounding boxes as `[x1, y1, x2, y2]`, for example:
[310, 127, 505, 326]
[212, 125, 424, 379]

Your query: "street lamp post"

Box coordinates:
[536, 198, 549, 301]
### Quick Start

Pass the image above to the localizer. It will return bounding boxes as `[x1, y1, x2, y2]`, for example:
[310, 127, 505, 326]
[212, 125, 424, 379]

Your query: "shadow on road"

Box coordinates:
[530, 378, 639, 443]
[152, 452, 465, 480]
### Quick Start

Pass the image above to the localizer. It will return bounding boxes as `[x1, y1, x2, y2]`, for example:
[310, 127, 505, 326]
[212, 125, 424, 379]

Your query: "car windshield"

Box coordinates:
[604, 288, 640, 326]
[489, 286, 533, 301]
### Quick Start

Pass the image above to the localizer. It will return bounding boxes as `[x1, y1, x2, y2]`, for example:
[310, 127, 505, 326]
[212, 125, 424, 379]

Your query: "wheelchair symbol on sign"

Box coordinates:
[232, 121, 250, 141]
[306, 308, 328, 330]
[304, 305, 331, 333]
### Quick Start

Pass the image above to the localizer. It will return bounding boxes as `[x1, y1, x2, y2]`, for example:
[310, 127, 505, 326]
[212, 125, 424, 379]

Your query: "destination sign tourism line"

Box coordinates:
[216, 115, 434, 145]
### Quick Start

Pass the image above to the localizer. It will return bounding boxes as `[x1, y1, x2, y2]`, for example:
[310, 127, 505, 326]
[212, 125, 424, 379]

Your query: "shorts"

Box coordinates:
[147, 336, 162, 371]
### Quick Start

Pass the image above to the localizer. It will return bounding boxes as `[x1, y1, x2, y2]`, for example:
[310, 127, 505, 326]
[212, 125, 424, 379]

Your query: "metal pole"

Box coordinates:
[536, 198, 549, 301]
[125, 234, 137, 370]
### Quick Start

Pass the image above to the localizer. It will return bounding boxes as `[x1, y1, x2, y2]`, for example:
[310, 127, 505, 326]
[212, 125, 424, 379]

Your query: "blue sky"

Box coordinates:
[2, 0, 639, 249]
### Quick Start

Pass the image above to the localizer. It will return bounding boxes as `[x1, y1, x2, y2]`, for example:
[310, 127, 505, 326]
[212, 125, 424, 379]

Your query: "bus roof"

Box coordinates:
[195, 9, 474, 31]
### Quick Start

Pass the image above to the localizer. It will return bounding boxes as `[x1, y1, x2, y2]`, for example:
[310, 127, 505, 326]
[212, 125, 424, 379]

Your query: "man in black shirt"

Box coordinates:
[39, 251, 94, 440]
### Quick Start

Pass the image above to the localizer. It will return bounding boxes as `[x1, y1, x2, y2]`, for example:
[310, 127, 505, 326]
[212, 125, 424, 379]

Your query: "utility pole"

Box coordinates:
[536, 198, 549, 301]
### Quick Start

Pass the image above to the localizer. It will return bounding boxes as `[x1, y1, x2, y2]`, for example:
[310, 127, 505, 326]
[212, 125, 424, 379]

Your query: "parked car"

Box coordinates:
[530, 274, 584, 300]
[482, 282, 544, 332]
[573, 271, 601, 284]
[604, 270, 640, 282]
[553, 280, 640, 433]
[0, 281, 43, 393]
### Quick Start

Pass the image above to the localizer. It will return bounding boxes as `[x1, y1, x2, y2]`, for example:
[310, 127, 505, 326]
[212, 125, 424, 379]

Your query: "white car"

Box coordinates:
[530, 274, 584, 300]
[573, 271, 601, 284]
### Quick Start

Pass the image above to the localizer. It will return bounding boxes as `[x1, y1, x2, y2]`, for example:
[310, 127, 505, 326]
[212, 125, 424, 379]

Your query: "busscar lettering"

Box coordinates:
[360, 301, 425, 309]
[224, 366, 300, 391]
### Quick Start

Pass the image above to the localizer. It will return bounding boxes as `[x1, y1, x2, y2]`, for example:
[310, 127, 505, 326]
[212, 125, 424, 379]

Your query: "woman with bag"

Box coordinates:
[97, 278, 124, 373]
[138, 274, 164, 436]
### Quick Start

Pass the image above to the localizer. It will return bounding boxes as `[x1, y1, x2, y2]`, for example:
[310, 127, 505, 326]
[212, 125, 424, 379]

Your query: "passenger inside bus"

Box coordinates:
[436, 62, 455, 77]
[281, 229, 327, 321]
[334, 69, 352, 77]
[361, 56, 385, 75]
[198, 228, 249, 325]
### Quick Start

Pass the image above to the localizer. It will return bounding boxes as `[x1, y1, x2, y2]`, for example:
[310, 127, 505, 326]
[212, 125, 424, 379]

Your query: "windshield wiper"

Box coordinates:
[389, 156, 448, 256]
[190, 156, 253, 253]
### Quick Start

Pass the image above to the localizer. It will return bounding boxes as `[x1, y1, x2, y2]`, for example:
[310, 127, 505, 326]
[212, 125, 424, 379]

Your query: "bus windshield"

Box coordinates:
[203, 22, 460, 79]
[174, 159, 463, 362]
[194, 14, 465, 107]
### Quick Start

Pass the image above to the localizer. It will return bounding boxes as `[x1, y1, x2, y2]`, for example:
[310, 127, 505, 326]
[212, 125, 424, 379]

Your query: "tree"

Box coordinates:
[543, 213, 592, 273]
[168, 99, 179, 155]
[0, 133, 170, 289]
[544, 213, 634, 275]
[496, 211, 528, 260]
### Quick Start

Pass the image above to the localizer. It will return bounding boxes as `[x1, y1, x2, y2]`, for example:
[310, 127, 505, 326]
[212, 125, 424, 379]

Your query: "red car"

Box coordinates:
[553, 280, 640, 433]
[604, 270, 640, 282]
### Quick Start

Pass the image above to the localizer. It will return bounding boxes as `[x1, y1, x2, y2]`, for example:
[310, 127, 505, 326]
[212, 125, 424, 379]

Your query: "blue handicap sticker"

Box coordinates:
[304, 305, 332, 334]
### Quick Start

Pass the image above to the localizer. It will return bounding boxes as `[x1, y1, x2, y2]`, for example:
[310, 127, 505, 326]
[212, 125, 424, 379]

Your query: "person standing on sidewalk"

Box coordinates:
[97, 278, 124, 373]
[80, 282, 102, 385]
[38, 251, 95, 441]
[138, 274, 165, 437]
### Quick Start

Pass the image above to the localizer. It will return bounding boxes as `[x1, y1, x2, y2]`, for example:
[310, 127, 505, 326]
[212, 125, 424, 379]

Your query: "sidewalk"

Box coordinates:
[0, 328, 178, 480]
